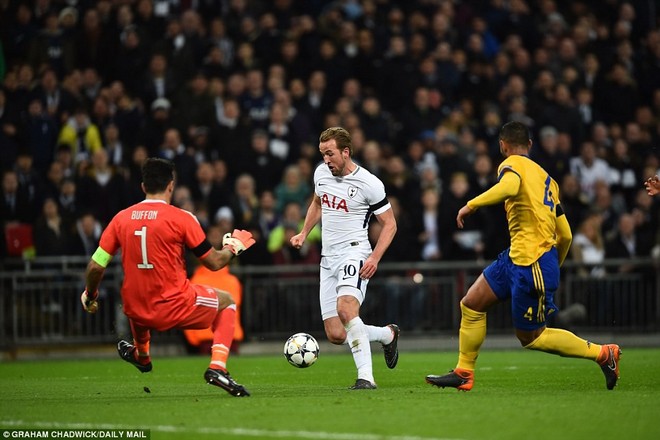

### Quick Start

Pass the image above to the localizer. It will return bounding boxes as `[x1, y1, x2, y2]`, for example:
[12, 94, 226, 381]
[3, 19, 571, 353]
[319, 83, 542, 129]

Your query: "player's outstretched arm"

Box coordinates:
[201, 229, 256, 270]
[457, 171, 520, 229]
[291, 194, 321, 249]
[82, 259, 106, 314]
[222, 229, 256, 255]
[644, 175, 660, 196]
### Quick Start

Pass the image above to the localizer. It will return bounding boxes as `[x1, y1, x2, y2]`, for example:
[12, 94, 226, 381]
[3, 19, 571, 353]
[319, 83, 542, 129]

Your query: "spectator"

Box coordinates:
[359, 96, 394, 145]
[605, 213, 653, 272]
[175, 72, 215, 139]
[140, 53, 177, 109]
[559, 174, 590, 233]
[27, 10, 75, 77]
[1, 169, 35, 225]
[383, 154, 422, 216]
[438, 172, 485, 261]
[70, 212, 102, 256]
[13, 151, 44, 211]
[0, 89, 22, 172]
[254, 189, 279, 241]
[569, 141, 612, 203]
[274, 164, 311, 214]
[125, 145, 149, 206]
[571, 213, 606, 278]
[191, 160, 230, 219]
[530, 126, 569, 181]
[74, 7, 116, 77]
[56, 107, 103, 164]
[114, 26, 149, 97]
[597, 61, 639, 126]
[238, 129, 285, 194]
[209, 98, 251, 167]
[305, 70, 332, 131]
[272, 88, 314, 158]
[4, 4, 38, 66]
[267, 102, 296, 162]
[537, 82, 584, 145]
[57, 178, 79, 223]
[380, 35, 416, 113]
[76, 148, 128, 225]
[156, 128, 197, 189]
[419, 187, 441, 261]
[33, 197, 74, 256]
[240, 68, 274, 130]
[20, 99, 59, 175]
[228, 173, 260, 230]
[206, 17, 235, 71]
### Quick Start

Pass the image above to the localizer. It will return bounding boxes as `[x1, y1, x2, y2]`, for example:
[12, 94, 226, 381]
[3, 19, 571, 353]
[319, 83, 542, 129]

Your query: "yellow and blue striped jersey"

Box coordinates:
[498, 155, 561, 266]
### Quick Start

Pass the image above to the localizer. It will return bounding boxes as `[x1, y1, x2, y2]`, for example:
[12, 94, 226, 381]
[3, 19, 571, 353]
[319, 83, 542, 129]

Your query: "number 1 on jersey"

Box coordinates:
[135, 226, 154, 269]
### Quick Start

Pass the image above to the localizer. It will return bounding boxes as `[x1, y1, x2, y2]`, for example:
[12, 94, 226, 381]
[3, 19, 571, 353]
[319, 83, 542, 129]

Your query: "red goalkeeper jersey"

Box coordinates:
[99, 199, 211, 329]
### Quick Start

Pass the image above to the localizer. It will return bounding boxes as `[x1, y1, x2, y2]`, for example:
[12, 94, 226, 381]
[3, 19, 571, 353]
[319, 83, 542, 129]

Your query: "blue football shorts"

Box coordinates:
[483, 247, 560, 331]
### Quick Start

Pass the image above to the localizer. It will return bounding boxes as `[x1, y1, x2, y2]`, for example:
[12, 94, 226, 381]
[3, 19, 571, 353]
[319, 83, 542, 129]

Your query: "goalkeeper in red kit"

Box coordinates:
[81, 158, 255, 397]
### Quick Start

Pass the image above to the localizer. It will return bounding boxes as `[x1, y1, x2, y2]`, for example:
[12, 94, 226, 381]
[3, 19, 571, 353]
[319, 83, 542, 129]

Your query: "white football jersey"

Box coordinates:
[313, 162, 391, 256]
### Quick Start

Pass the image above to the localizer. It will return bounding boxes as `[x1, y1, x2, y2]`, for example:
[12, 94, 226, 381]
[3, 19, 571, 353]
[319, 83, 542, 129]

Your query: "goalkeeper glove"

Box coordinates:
[222, 229, 256, 256]
[81, 289, 99, 314]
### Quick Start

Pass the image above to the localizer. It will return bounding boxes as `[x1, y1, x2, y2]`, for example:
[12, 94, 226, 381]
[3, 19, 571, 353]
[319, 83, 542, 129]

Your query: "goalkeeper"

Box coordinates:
[81, 158, 255, 397]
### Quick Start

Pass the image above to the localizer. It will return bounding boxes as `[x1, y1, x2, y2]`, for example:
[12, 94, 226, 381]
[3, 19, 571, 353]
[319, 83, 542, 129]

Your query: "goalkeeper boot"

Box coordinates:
[204, 368, 250, 397]
[426, 368, 474, 391]
[597, 344, 621, 390]
[382, 324, 400, 369]
[349, 379, 377, 390]
[117, 340, 152, 373]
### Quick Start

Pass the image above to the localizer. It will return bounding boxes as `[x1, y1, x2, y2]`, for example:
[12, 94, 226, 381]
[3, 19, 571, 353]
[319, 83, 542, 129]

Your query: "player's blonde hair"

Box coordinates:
[320, 127, 353, 156]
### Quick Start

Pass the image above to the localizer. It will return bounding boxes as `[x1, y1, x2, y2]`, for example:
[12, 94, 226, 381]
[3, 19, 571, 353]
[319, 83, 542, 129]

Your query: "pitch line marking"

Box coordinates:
[1, 420, 464, 440]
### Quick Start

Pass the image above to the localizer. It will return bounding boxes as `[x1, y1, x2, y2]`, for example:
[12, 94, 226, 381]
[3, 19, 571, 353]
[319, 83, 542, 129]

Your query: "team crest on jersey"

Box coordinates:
[347, 186, 358, 198]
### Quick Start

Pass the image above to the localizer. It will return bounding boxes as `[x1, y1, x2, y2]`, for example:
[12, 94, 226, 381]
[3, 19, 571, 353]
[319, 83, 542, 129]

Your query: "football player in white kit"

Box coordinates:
[290, 127, 399, 389]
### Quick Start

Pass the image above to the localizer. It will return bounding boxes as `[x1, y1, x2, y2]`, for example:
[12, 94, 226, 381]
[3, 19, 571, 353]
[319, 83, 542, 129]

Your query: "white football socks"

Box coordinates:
[365, 325, 394, 345]
[344, 317, 374, 383]
[341, 325, 393, 345]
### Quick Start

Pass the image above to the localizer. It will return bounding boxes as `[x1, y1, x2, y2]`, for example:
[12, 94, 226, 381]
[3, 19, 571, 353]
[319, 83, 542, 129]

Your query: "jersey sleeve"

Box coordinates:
[181, 209, 210, 257]
[497, 156, 522, 181]
[313, 163, 324, 197]
[98, 216, 120, 256]
[365, 176, 390, 215]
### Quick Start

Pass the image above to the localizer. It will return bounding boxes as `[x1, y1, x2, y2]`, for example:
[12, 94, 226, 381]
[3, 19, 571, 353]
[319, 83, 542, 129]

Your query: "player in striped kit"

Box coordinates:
[81, 158, 255, 397]
[291, 127, 400, 389]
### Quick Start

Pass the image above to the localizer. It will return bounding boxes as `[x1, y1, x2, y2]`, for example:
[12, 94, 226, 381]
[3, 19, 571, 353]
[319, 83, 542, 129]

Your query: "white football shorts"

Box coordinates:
[319, 251, 370, 320]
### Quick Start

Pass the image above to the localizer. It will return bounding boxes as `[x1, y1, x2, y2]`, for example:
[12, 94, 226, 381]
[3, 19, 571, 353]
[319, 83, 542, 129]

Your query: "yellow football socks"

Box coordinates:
[525, 327, 601, 360]
[456, 302, 487, 371]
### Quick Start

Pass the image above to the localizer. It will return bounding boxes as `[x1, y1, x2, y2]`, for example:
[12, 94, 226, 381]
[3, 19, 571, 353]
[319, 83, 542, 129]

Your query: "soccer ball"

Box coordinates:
[283, 333, 319, 368]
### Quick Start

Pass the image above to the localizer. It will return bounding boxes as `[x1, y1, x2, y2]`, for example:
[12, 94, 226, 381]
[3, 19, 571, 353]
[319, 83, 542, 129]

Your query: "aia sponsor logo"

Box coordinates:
[321, 193, 348, 212]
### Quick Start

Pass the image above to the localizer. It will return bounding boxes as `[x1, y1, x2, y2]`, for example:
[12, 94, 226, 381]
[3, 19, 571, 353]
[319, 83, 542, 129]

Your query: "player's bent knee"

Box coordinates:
[323, 318, 347, 344]
[326, 333, 345, 345]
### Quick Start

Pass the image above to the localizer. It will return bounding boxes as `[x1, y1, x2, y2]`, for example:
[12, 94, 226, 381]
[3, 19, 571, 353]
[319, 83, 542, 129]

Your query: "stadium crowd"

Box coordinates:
[1, 0, 659, 271]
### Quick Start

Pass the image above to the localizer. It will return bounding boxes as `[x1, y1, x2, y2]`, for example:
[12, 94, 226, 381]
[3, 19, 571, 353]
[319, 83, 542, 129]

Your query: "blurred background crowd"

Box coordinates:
[1, 0, 659, 274]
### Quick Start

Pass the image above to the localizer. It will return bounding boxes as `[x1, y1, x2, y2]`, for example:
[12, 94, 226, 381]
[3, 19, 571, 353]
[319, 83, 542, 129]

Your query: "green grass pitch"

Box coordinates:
[1, 348, 659, 440]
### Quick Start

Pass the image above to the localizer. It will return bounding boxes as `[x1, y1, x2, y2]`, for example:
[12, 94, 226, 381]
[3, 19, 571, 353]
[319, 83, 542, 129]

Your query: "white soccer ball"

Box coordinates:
[283, 332, 320, 368]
